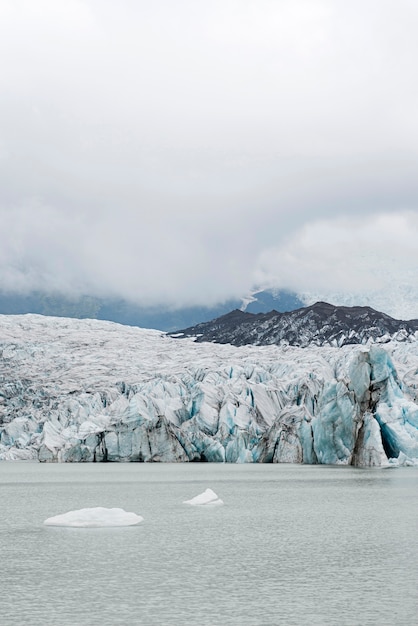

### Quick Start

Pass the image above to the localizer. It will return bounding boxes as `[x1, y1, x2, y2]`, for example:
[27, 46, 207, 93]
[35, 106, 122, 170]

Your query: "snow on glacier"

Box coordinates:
[44, 507, 144, 527]
[1, 314, 418, 466]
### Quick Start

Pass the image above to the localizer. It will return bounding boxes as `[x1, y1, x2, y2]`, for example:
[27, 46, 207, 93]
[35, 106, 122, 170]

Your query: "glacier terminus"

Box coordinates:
[1, 314, 418, 467]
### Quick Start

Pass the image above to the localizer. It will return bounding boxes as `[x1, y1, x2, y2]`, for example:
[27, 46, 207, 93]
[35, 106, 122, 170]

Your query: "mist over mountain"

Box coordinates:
[0, 289, 304, 332]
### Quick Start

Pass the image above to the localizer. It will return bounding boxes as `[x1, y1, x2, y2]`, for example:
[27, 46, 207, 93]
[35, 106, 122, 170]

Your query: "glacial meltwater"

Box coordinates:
[1, 463, 417, 626]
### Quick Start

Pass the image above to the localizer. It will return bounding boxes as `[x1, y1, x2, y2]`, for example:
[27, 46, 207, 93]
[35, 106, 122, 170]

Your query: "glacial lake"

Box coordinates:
[1, 463, 417, 626]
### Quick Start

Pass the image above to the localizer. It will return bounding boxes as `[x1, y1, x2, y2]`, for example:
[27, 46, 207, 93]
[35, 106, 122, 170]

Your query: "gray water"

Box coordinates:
[0, 463, 417, 626]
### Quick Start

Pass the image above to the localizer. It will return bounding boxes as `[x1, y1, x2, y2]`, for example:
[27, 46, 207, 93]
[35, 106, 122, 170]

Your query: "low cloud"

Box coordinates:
[254, 211, 418, 317]
[1, 2, 418, 307]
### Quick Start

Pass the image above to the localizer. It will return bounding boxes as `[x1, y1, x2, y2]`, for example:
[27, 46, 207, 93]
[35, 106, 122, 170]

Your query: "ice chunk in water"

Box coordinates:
[44, 507, 143, 527]
[183, 488, 223, 506]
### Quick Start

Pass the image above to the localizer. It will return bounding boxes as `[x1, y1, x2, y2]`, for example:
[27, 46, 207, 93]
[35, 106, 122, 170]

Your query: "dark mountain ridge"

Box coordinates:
[172, 301, 418, 347]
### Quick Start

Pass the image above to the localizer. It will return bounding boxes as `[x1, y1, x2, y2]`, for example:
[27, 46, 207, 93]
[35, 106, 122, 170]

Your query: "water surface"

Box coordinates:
[0, 463, 417, 625]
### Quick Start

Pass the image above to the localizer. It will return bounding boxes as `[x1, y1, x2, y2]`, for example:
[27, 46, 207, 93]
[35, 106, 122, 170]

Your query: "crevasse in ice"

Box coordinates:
[1, 315, 418, 467]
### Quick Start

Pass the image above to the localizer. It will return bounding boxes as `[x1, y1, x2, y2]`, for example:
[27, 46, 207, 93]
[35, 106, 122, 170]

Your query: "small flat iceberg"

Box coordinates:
[183, 488, 223, 506]
[44, 507, 144, 527]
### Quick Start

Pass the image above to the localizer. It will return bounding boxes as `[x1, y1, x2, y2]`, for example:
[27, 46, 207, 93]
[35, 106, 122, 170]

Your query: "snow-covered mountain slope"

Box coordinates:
[1, 314, 418, 466]
[175, 302, 418, 347]
[241, 288, 304, 313]
[299, 285, 418, 322]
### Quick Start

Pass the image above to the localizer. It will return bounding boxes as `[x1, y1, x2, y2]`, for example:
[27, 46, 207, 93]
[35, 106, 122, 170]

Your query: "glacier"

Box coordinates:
[1, 314, 418, 467]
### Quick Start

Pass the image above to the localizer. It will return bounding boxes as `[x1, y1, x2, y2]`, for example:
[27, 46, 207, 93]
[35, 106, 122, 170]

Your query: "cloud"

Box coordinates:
[1, 1, 418, 306]
[255, 211, 418, 290]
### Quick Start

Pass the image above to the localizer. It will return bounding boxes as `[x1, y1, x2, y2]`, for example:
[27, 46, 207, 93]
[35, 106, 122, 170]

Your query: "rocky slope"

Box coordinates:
[173, 302, 418, 347]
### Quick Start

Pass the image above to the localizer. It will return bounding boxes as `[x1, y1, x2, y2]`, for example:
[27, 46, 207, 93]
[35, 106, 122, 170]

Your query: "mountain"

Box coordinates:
[172, 302, 418, 347]
[0, 289, 304, 331]
[1, 314, 418, 466]
[242, 288, 304, 313]
[2, 285, 418, 331]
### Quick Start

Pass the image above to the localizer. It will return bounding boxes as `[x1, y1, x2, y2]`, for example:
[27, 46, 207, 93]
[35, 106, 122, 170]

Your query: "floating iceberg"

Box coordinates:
[44, 507, 144, 527]
[183, 488, 224, 506]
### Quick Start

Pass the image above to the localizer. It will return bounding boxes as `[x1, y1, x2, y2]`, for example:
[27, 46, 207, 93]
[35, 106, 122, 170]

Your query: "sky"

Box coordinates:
[1, 0, 418, 310]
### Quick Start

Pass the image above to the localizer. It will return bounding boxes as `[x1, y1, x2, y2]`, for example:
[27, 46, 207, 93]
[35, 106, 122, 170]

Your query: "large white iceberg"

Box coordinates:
[183, 488, 224, 506]
[44, 507, 144, 527]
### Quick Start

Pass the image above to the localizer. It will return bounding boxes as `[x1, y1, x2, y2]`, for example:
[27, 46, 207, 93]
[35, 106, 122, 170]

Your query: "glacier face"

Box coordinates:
[1, 315, 418, 467]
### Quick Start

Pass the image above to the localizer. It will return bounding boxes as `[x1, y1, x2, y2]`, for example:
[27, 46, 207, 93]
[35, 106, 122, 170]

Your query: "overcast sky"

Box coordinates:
[1, 0, 418, 309]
